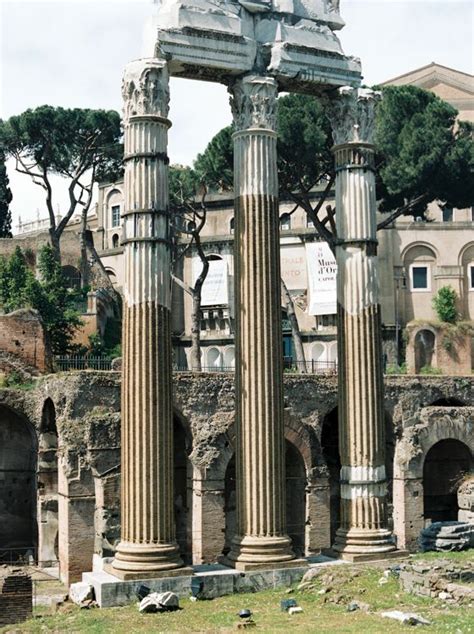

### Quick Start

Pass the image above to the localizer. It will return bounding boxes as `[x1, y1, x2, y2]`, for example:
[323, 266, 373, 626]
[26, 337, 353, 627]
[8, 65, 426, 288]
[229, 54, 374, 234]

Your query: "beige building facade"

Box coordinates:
[92, 62, 473, 372]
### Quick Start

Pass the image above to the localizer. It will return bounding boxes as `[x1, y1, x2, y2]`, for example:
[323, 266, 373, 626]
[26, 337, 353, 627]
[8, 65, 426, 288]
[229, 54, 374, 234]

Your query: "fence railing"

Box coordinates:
[172, 360, 337, 374]
[54, 355, 112, 371]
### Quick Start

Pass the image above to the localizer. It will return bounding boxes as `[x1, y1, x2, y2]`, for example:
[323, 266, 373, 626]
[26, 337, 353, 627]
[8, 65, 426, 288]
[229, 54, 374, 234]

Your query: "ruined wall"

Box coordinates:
[0, 309, 52, 375]
[0, 372, 472, 584]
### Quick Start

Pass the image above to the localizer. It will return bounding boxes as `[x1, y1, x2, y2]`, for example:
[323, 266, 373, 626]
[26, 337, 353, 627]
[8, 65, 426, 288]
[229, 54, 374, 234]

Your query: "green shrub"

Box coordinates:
[432, 286, 458, 323]
[420, 365, 442, 375]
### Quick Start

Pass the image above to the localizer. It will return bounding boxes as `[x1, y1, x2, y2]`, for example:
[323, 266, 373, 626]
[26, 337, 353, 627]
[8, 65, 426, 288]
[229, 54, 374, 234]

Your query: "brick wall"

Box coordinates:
[0, 567, 32, 626]
[0, 309, 52, 373]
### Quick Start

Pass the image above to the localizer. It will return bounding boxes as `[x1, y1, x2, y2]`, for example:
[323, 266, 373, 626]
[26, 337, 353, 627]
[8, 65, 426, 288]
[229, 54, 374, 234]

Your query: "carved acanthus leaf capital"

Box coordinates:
[328, 87, 381, 147]
[229, 75, 278, 132]
[122, 58, 170, 122]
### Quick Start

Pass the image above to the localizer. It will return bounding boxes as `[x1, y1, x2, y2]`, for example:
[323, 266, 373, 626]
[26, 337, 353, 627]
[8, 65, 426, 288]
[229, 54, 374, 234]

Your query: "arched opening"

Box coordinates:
[223, 346, 235, 370]
[414, 329, 435, 373]
[423, 439, 472, 523]
[105, 268, 117, 285]
[311, 342, 326, 370]
[229, 217, 235, 234]
[38, 399, 59, 566]
[429, 398, 466, 407]
[174, 417, 191, 563]
[321, 407, 340, 544]
[285, 441, 306, 557]
[61, 265, 81, 291]
[207, 347, 222, 371]
[111, 233, 119, 249]
[0, 405, 37, 562]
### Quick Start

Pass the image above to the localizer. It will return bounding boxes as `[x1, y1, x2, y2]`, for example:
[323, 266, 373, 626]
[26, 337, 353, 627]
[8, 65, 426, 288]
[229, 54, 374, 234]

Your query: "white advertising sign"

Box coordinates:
[192, 257, 229, 306]
[280, 244, 307, 290]
[306, 242, 337, 315]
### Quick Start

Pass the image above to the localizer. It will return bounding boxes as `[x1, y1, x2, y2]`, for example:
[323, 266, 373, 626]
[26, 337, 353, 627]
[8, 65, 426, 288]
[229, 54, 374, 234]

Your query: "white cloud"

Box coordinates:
[1, 0, 472, 228]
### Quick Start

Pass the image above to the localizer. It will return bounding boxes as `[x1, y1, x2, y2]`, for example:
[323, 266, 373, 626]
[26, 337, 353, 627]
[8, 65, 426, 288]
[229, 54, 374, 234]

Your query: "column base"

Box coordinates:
[103, 563, 193, 581]
[226, 535, 296, 569]
[332, 527, 398, 559]
[107, 540, 185, 579]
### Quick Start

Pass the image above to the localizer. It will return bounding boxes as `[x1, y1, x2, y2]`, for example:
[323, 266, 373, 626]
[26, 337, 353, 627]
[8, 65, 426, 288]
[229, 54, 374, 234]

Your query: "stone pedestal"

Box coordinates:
[329, 88, 396, 559]
[226, 76, 295, 569]
[109, 58, 184, 578]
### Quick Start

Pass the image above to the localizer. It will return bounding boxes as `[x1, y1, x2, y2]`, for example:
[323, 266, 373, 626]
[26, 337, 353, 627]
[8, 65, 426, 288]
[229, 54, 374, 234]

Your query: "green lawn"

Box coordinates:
[4, 555, 473, 633]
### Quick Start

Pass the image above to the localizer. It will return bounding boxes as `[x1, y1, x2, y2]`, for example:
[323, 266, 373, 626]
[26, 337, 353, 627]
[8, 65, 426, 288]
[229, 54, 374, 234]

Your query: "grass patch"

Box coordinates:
[4, 557, 474, 634]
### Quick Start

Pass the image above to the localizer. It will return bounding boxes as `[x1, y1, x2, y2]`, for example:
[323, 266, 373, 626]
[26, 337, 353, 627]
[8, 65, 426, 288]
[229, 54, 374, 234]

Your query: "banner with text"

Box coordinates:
[306, 242, 337, 315]
[192, 257, 229, 306]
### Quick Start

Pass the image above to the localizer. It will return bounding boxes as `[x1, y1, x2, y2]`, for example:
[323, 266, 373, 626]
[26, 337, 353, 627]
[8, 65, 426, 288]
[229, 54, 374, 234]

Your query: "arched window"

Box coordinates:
[311, 342, 326, 370]
[106, 189, 123, 229]
[223, 346, 235, 370]
[229, 217, 235, 234]
[207, 347, 221, 370]
[112, 233, 119, 249]
[280, 213, 291, 231]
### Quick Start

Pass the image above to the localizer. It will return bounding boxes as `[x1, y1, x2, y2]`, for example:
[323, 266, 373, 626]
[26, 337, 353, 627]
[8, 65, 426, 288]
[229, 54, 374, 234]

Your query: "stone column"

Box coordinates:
[226, 76, 295, 568]
[329, 87, 396, 558]
[109, 58, 184, 578]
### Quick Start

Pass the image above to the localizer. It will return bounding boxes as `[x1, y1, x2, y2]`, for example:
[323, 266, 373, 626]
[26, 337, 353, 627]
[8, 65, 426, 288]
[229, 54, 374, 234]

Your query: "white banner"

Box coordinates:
[306, 242, 337, 315]
[280, 244, 307, 290]
[192, 257, 229, 306]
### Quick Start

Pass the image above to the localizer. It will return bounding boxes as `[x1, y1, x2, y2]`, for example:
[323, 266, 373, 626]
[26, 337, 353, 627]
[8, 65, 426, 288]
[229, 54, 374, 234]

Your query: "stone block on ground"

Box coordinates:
[69, 581, 94, 605]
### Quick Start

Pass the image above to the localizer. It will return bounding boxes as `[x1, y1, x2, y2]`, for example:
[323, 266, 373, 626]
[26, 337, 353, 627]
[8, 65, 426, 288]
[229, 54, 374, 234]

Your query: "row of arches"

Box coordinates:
[0, 400, 472, 565]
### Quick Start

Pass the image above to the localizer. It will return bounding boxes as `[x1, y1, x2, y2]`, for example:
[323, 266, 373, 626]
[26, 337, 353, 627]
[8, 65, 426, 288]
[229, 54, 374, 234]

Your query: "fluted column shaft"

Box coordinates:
[329, 88, 395, 555]
[227, 76, 294, 567]
[111, 59, 183, 575]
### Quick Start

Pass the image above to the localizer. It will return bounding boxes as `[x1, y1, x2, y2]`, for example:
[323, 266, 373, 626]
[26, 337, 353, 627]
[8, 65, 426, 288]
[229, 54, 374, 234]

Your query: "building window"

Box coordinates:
[230, 217, 235, 234]
[410, 264, 430, 291]
[280, 213, 291, 231]
[112, 233, 119, 249]
[442, 206, 453, 222]
[111, 205, 121, 227]
[469, 264, 474, 291]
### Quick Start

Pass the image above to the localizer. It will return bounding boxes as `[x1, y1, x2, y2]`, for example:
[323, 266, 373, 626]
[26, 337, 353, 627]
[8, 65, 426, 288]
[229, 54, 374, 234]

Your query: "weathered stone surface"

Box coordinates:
[69, 582, 94, 605]
[420, 522, 474, 552]
[138, 591, 179, 613]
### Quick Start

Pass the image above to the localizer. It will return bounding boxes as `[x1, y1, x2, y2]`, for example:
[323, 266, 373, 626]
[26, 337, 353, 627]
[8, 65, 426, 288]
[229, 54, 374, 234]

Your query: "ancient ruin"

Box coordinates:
[0, 0, 473, 612]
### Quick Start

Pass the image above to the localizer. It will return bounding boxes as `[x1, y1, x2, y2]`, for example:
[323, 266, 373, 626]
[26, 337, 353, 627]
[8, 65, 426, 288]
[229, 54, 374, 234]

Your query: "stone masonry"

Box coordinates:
[0, 372, 472, 585]
[0, 567, 33, 626]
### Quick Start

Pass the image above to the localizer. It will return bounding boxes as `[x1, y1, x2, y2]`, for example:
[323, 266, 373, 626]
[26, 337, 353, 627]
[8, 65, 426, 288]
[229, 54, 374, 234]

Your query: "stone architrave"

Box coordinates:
[108, 58, 185, 579]
[328, 87, 397, 559]
[226, 75, 295, 569]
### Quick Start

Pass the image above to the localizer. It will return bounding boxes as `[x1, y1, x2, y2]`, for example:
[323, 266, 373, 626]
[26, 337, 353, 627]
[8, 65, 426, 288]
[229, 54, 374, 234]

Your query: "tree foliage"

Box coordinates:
[194, 86, 474, 243]
[194, 126, 234, 192]
[0, 245, 82, 354]
[0, 149, 12, 238]
[0, 106, 122, 257]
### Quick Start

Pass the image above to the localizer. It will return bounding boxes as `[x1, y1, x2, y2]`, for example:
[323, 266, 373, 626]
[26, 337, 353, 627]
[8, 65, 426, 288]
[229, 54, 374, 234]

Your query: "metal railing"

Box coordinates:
[172, 360, 337, 374]
[54, 355, 112, 371]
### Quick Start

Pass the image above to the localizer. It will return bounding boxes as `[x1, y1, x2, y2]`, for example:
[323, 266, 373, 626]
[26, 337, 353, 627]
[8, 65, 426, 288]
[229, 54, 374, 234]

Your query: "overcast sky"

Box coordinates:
[1, 0, 473, 229]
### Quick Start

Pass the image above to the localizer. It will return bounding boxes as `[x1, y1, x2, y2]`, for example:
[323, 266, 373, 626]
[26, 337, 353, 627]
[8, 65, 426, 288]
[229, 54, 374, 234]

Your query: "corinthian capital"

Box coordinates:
[328, 87, 381, 146]
[122, 58, 170, 122]
[229, 75, 278, 132]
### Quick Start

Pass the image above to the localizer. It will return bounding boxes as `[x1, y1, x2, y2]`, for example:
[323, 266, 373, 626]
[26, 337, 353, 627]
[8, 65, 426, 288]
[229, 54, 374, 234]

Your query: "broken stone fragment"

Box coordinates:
[381, 610, 431, 626]
[138, 591, 180, 613]
[69, 582, 94, 606]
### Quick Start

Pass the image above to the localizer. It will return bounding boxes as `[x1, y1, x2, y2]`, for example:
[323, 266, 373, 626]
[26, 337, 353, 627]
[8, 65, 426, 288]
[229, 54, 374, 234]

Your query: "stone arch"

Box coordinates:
[111, 233, 120, 249]
[311, 342, 326, 370]
[393, 415, 474, 550]
[61, 265, 81, 291]
[0, 404, 38, 562]
[413, 327, 436, 372]
[423, 439, 472, 523]
[429, 397, 466, 407]
[401, 242, 438, 263]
